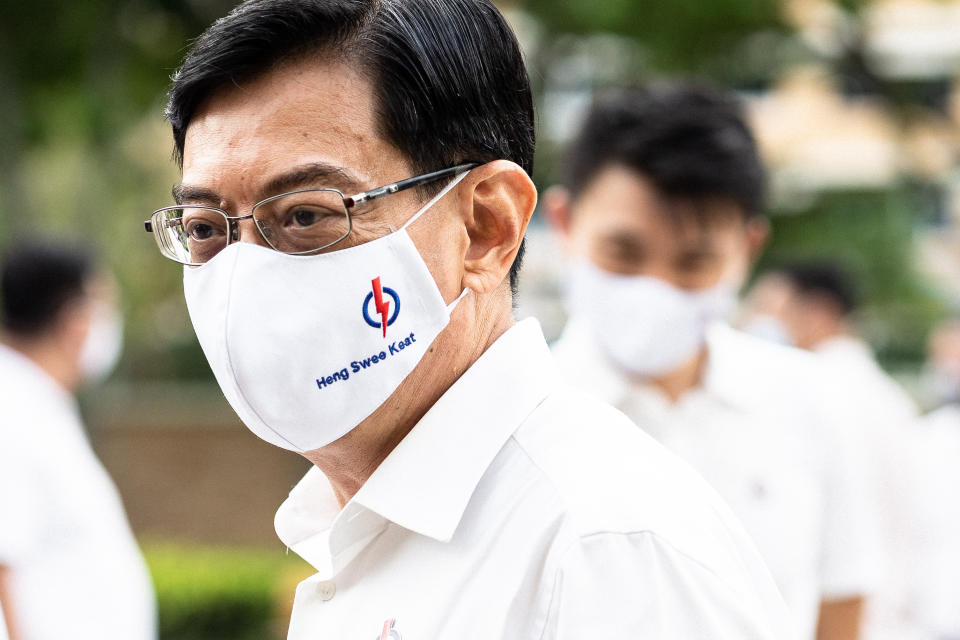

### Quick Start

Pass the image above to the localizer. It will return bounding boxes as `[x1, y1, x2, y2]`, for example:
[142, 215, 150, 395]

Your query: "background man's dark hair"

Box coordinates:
[778, 261, 859, 316]
[1, 240, 94, 337]
[166, 0, 534, 294]
[563, 83, 767, 219]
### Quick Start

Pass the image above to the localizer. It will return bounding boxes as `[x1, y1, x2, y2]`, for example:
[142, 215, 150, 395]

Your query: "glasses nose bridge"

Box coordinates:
[227, 212, 269, 246]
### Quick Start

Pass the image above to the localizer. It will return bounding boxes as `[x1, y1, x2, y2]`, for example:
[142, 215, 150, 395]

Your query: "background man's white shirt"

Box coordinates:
[813, 336, 922, 640]
[275, 319, 792, 639]
[0, 344, 156, 640]
[909, 404, 960, 640]
[553, 321, 880, 640]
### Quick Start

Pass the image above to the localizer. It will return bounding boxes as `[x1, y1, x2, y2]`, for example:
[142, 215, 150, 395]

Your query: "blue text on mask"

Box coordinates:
[315, 333, 417, 391]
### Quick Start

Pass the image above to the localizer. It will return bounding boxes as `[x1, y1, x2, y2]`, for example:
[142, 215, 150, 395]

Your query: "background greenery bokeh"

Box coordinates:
[144, 543, 311, 640]
[0, 0, 948, 379]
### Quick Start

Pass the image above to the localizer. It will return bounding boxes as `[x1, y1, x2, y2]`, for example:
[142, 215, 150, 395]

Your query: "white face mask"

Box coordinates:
[183, 172, 471, 452]
[78, 302, 124, 383]
[566, 259, 737, 377]
[742, 315, 794, 346]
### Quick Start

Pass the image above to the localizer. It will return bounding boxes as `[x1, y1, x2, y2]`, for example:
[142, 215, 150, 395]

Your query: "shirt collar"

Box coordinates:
[554, 319, 752, 413]
[276, 318, 557, 570]
[700, 323, 766, 413]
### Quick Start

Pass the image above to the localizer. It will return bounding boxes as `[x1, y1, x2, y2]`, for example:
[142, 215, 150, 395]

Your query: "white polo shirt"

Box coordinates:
[910, 405, 960, 639]
[810, 336, 921, 640]
[553, 321, 880, 640]
[275, 319, 791, 639]
[0, 344, 156, 640]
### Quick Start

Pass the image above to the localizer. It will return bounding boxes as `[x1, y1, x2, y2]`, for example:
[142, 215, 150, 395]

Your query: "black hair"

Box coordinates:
[166, 0, 533, 294]
[563, 83, 767, 219]
[778, 261, 859, 315]
[1, 240, 95, 337]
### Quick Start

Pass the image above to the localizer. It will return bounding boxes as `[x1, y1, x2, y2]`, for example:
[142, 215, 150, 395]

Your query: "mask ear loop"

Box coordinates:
[396, 168, 475, 310]
[400, 168, 472, 231]
[446, 286, 471, 313]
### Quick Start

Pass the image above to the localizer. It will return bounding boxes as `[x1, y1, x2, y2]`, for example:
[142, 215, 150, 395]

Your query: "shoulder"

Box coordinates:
[709, 325, 824, 386]
[512, 386, 761, 572]
[515, 388, 791, 637]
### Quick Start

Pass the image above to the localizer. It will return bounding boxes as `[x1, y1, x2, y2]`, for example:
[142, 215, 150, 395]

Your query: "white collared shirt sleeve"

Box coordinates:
[543, 531, 788, 639]
[810, 393, 882, 598]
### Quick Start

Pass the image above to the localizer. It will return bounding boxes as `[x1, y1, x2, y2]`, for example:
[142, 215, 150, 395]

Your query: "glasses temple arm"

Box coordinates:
[344, 162, 479, 208]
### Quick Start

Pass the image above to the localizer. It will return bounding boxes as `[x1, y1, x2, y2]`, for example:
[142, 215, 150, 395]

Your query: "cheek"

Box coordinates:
[406, 217, 468, 297]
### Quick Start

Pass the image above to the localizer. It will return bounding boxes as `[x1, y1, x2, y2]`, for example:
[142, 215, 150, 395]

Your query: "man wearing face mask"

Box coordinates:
[0, 240, 156, 640]
[143, 2, 791, 638]
[742, 262, 921, 640]
[546, 85, 879, 640]
[909, 320, 960, 640]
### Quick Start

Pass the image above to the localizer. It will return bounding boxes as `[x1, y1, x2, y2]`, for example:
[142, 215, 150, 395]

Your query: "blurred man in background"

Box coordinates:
[743, 262, 921, 640]
[909, 319, 960, 640]
[0, 240, 156, 640]
[744, 262, 918, 424]
[546, 84, 879, 640]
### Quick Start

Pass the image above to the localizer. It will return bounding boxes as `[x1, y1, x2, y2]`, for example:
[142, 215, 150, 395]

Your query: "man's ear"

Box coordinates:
[745, 216, 770, 266]
[459, 160, 537, 294]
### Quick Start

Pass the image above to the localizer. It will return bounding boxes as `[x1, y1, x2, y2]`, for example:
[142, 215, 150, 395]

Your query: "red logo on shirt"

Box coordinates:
[377, 618, 402, 640]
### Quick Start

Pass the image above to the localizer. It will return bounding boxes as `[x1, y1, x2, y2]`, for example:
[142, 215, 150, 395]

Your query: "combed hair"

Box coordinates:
[564, 83, 767, 219]
[166, 0, 534, 293]
[778, 261, 859, 315]
[1, 240, 94, 337]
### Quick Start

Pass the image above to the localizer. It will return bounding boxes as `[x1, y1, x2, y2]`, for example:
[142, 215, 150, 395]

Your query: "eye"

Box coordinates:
[292, 207, 320, 227]
[676, 253, 713, 272]
[186, 221, 216, 240]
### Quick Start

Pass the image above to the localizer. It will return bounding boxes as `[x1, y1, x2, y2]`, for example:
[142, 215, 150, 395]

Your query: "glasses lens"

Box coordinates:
[253, 189, 350, 255]
[153, 207, 229, 264]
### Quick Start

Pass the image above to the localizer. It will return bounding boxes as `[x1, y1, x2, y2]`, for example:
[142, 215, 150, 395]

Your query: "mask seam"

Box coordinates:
[220, 245, 304, 451]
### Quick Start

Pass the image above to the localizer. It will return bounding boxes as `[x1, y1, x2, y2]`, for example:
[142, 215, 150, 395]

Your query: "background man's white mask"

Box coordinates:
[566, 259, 736, 377]
[78, 302, 124, 384]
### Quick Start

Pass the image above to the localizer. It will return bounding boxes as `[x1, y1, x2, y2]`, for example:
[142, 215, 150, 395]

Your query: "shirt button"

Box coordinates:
[315, 580, 336, 601]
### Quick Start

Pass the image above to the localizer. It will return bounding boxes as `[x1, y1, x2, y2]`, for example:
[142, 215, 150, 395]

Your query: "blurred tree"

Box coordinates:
[0, 0, 234, 380]
[0, 0, 951, 374]
[519, 0, 789, 84]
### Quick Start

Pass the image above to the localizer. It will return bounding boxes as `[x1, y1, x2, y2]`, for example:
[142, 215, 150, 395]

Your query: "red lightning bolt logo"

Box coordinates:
[371, 277, 390, 338]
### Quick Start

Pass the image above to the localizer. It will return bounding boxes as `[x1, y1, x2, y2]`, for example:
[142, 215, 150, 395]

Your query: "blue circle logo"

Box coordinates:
[363, 277, 400, 336]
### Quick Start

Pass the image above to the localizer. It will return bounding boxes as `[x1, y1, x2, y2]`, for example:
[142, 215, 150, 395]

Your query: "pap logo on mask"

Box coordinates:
[363, 277, 401, 338]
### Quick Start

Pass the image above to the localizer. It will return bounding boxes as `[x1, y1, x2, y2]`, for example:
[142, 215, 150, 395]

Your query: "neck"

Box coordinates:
[304, 292, 514, 507]
[642, 346, 708, 404]
[801, 320, 852, 352]
[1, 333, 78, 392]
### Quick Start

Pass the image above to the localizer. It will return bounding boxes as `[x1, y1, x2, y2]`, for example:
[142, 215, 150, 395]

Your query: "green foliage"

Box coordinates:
[0, 0, 947, 377]
[521, 0, 786, 73]
[145, 542, 311, 640]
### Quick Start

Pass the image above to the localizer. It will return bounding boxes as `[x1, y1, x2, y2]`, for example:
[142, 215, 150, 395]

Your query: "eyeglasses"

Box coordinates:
[145, 162, 479, 265]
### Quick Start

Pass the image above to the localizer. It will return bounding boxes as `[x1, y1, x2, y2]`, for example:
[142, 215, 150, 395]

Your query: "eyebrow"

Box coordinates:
[172, 161, 364, 206]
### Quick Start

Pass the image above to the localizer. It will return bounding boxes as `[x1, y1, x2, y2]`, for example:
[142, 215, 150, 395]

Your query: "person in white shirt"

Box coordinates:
[544, 85, 879, 640]
[911, 320, 960, 640]
[143, 3, 792, 637]
[743, 262, 922, 640]
[0, 241, 156, 640]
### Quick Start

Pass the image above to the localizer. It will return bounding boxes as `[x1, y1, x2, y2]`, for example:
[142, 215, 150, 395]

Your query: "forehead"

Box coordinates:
[181, 57, 407, 192]
[570, 164, 746, 247]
